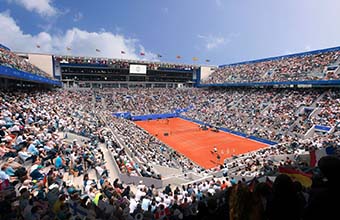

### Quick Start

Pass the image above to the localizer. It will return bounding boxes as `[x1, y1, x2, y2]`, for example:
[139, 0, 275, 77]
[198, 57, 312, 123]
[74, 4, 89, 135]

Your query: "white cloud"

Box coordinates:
[7, 0, 57, 17]
[197, 34, 227, 50]
[73, 12, 83, 22]
[198, 33, 238, 50]
[0, 11, 157, 60]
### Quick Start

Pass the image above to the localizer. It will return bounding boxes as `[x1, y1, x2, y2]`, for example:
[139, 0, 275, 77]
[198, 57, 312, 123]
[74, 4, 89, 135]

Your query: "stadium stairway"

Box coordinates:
[59, 132, 120, 190]
[152, 164, 183, 178]
[287, 90, 329, 137]
[228, 93, 247, 110]
[310, 90, 329, 107]
[308, 107, 322, 119]
[98, 142, 119, 182]
[260, 92, 283, 114]
[59, 132, 97, 189]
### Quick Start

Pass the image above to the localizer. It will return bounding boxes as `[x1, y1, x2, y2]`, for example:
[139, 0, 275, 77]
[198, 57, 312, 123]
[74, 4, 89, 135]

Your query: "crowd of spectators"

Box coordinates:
[0, 87, 340, 220]
[101, 88, 196, 116]
[223, 132, 340, 177]
[95, 88, 340, 176]
[205, 50, 340, 84]
[2, 41, 340, 219]
[98, 88, 339, 142]
[0, 47, 51, 79]
[313, 91, 340, 127]
[55, 56, 197, 71]
[109, 118, 201, 176]
[106, 136, 139, 178]
[291, 90, 340, 135]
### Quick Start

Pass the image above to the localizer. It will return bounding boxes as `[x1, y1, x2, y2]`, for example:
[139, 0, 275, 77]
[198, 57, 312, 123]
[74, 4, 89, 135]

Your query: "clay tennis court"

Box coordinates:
[135, 117, 269, 169]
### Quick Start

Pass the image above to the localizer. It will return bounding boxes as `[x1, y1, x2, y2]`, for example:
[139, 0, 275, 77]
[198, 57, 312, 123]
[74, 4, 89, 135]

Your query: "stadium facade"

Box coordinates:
[2, 42, 340, 89]
[53, 55, 207, 89]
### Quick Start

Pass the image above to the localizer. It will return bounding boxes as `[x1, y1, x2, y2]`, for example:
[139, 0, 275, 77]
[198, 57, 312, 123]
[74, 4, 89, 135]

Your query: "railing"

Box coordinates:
[97, 113, 164, 188]
[0, 65, 61, 86]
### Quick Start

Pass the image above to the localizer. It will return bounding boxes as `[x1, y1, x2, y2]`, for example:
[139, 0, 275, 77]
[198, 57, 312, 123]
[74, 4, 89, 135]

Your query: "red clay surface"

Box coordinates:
[135, 118, 268, 169]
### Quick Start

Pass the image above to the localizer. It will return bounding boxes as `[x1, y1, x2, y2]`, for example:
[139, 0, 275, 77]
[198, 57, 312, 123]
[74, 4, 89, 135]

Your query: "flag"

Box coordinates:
[278, 167, 312, 188]
[121, 51, 125, 54]
[176, 55, 181, 59]
[205, 59, 210, 62]
[309, 149, 317, 167]
[157, 54, 162, 58]
[192, 57, 198, 61]
[140, 52, 145, 56]
[309, 147, 335, 167]
[66, 47, 72, 51]
[36, 45, 41, 48]
[96, 49, 101, 52]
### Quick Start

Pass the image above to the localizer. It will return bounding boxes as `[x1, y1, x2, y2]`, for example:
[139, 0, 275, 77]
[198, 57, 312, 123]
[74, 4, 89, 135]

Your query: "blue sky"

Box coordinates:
[0, 0, 340, 65]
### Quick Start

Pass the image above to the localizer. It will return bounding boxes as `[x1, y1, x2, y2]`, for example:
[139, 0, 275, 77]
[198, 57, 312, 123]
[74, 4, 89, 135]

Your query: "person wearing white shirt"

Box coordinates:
[141, 196, 152, 211]
[207, 186, 216, 195]
[18, 147, 35, 162]
[88, 188, 96, 201]
[129, 195, 138, 214]
[163, 195, 172, 207]
[15, 134, 24, 146]
[85, 182, 94, 194]
[135, 189, 146, 202]
[200, 183, 209, 193]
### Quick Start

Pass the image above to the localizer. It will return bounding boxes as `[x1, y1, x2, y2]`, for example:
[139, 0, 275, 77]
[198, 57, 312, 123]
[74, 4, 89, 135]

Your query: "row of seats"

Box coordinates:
[205, 50, 340, 83]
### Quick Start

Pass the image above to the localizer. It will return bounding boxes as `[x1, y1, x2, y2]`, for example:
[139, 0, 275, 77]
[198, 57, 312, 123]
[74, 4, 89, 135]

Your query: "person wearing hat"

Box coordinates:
[0, 126, 7, 138]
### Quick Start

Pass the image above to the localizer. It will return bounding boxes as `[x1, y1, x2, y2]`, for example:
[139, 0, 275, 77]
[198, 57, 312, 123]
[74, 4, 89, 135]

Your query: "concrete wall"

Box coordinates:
[27, 54, 54, 77]
[200, 66, 216, 81]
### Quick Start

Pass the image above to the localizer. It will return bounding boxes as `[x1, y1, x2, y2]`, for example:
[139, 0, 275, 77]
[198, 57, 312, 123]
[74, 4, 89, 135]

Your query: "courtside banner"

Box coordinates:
[129, 64, 147, 74]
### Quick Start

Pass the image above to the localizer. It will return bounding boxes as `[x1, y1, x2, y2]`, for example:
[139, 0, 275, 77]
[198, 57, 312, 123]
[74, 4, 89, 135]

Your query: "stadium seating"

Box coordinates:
[0, 87, 339, 220]
[99, 88, 340, 142]
[204, 49, 340, 84]
[1, 43, 340, 220]
[55, 55, 198, 71]
[0, 47, 52, 79]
